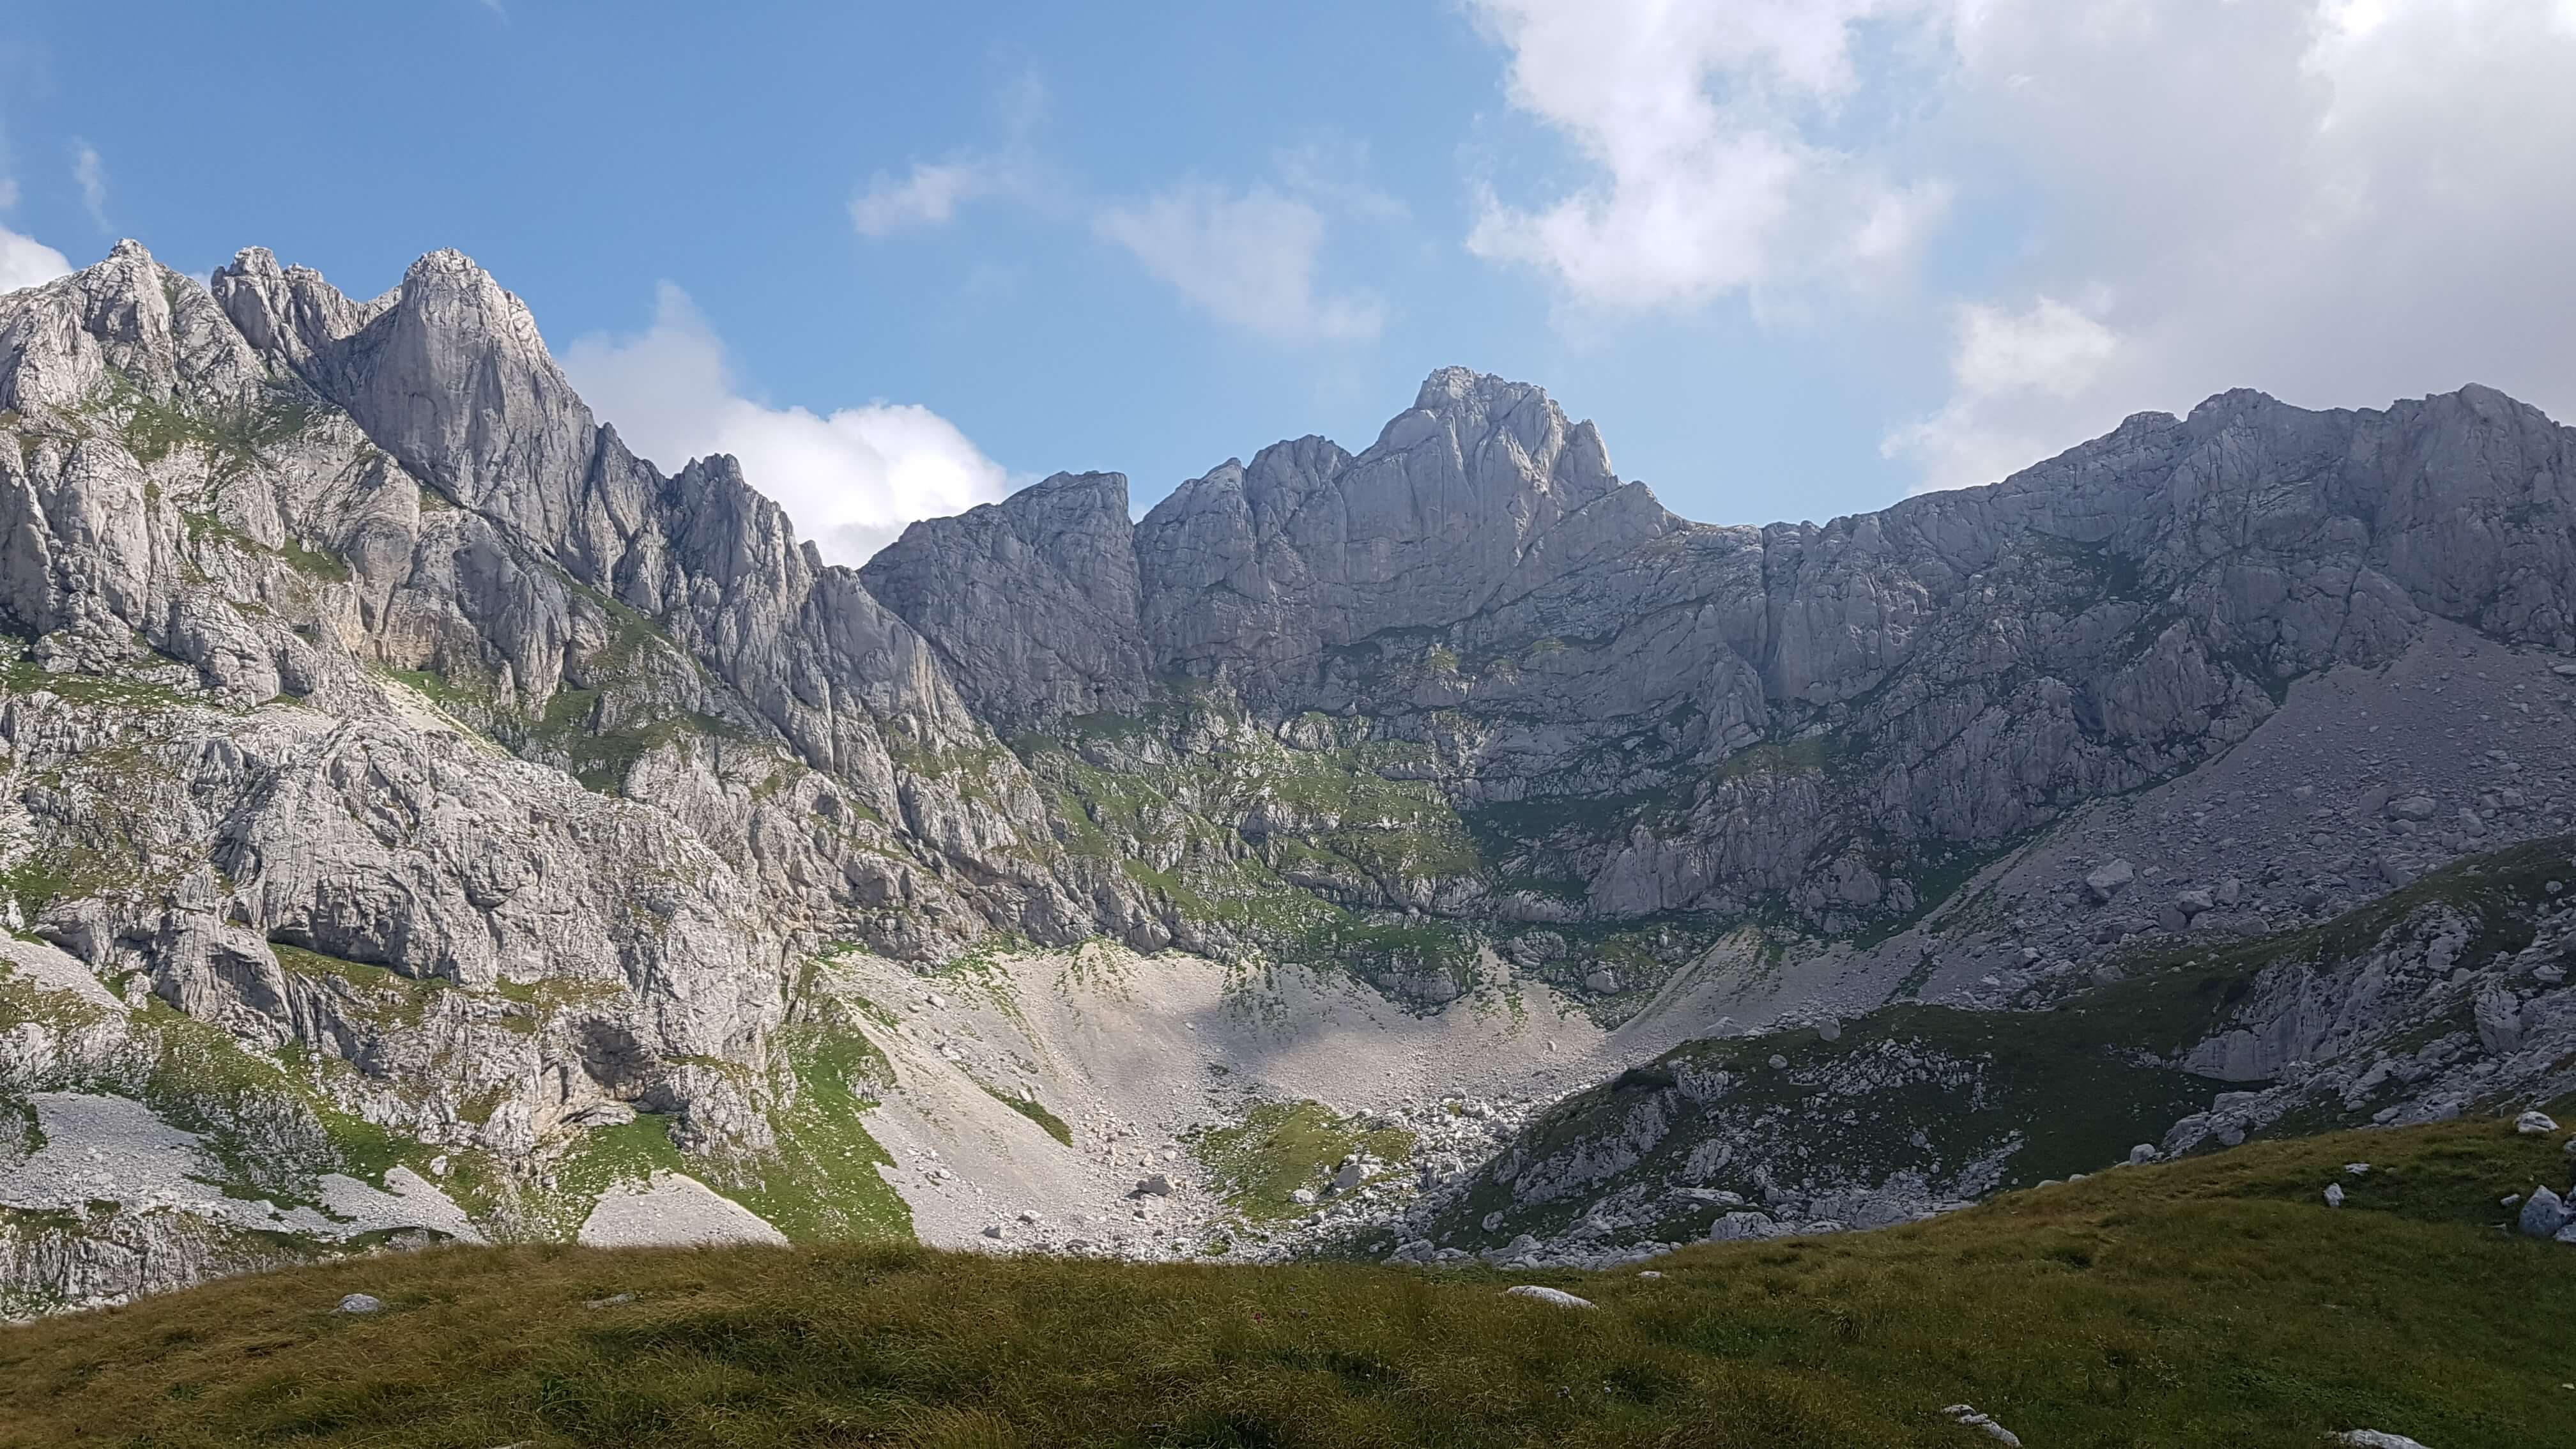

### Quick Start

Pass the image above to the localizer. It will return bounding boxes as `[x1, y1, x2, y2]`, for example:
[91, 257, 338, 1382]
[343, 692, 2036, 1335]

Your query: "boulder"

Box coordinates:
[1134, 1174, 1173, 1197]
[1706, 1211, 1788, 1242]
[2085, 860, 2136, 903]
[335, 1293, 383, 1314]
[2513, 1110, 2558, 1135]
[2517, 1185, 2568, 1239]
[1503, 1285, 1594, 1309]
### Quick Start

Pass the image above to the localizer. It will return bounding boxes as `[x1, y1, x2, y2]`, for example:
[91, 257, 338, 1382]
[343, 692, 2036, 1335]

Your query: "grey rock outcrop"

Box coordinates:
[868, 362, 2576, 943]
[861, 471, 1150, 724]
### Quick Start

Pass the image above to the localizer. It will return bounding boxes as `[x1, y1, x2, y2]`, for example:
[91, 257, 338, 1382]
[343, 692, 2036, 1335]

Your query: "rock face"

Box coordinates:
[869, 361, 2576, 945]
[861, 471, 1150, 724]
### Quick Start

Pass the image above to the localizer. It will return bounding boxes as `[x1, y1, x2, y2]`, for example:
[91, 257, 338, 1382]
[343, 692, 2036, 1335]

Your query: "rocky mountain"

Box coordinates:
[5, 239, 2576, 1315]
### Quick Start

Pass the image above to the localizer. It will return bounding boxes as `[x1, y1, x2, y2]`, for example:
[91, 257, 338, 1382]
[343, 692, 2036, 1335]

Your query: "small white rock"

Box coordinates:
[1637, 1269, 1664, 1279]
[2344, 1162, 2372, 1176]
[2513, 1110, 2558, 1135]
[1503, 1285, 1595, 1310]
[1942, 1404, 2023, 1446]
[2324, 1183, 2345, 1208]
[2332, 1432, 2434, 1449]
[335, 1293, 383, 1315]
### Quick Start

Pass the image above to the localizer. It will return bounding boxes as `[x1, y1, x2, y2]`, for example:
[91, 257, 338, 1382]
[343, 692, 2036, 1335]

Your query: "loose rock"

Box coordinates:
[1503, 1285, 1595, 1310]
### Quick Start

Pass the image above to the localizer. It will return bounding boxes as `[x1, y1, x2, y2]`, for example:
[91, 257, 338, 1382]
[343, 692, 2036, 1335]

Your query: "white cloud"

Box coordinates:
[1464, 1, 2576, 491]
[1885, 294, 2125, 492]
[1879, 0, 2576, 492]
[1094, 183, 1384, 341]
[561, 283, 1011, 567]
[1952, 296, 2120, 402]
[1464, 0, 1953, 312]
[69, 141, 107, 231]
[850, 160, 1011, 238]
[0, 227, 72, 295]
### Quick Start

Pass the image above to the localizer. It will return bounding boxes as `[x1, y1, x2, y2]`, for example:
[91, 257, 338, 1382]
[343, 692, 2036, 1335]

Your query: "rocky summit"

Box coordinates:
[5, 240, 2576, 1315]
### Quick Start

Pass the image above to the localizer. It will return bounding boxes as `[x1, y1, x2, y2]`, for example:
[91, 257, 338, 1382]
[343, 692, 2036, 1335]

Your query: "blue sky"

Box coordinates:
[6, 1, 2575, 564]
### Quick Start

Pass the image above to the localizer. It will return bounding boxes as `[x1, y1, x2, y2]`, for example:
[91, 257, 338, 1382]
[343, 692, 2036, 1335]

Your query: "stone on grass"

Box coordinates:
[1504, 1284, 1595, 1310]
[2128, 1144, 2158, 1165]
[2324, 1183, 2345, 1208]
[335, 1293, 383, 1314]
[1942, 1404, 2023, 1446]
[2333, 1432, 2434, 1449]
[2513, 1110, 2558, 1135]
[2518, 1185, 2568, 1239]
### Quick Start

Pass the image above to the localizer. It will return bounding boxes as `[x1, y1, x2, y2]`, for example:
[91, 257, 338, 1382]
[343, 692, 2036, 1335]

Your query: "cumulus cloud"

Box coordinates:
[1466, 0, 2576, 491]
[561, 284, 1011, 567]
[0, 227, 72, 295]
[69, 141, 107, 231]
[1883, 0, 2576, 491]
[1464, 0, 1952, 312]
[1095, 183, 1385, 341]
[1884, 295, 2125, 493]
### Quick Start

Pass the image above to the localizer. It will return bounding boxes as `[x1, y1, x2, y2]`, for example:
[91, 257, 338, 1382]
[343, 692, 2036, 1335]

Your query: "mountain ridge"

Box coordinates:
[6, 237, 2576, 1315]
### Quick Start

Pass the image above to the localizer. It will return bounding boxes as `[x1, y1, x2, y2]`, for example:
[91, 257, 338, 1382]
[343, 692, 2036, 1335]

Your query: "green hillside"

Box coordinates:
[4, 1106, 2570, 1448]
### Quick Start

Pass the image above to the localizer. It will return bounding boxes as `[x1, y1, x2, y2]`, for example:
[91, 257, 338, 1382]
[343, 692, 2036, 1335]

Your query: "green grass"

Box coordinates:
[3, 1112, 2572, 1446]
[1191, 1101, 1420, 1223]
[269, 943, 449, 1028]
[82, 372, 317, 476]
[703, 1024, 914, 1245]
[977, 1082, 1073, 1146]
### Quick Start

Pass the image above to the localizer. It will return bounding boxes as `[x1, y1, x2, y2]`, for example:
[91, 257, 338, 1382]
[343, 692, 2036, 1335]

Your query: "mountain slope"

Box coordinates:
[7, 236, 2576, 1314]
[3, 1108, 2570, 1448]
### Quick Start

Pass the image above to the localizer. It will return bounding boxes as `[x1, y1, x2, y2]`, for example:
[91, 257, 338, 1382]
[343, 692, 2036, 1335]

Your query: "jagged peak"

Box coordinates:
[1411, 365, 1549, 413]
[1018, 469, 1130, 508]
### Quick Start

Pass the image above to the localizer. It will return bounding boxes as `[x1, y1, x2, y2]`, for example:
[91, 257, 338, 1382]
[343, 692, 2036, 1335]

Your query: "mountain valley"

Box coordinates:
[2, 238, 2574, 1341]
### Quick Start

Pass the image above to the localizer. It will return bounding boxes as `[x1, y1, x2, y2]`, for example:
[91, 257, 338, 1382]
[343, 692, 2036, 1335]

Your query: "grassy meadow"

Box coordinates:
[3, 1106, 2571, 1448]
